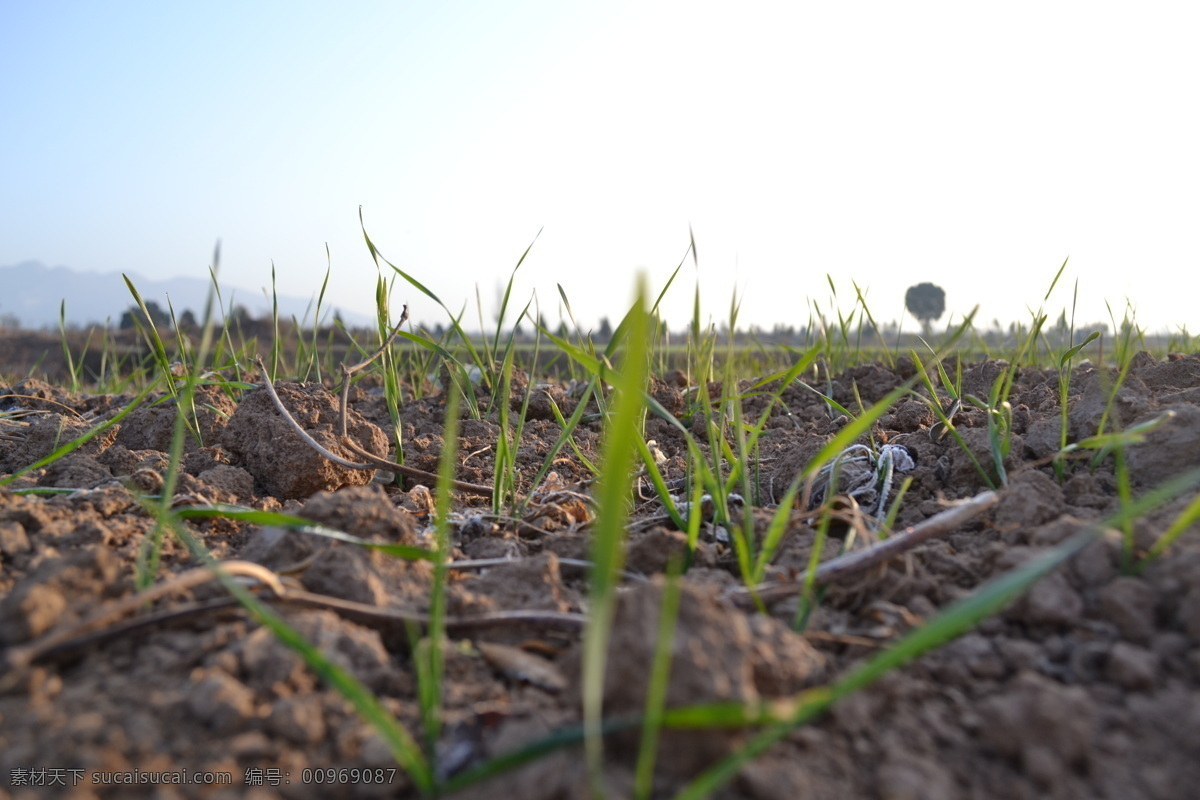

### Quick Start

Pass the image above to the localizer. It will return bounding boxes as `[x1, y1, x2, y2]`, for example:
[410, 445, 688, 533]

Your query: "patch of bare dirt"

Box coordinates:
[1, 353, 1200, 798]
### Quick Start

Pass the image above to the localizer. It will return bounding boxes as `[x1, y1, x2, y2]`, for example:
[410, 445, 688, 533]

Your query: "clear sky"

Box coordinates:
[2, 1, 1197, 335]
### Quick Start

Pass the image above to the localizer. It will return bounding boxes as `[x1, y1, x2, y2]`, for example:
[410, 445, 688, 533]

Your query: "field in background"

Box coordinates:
[2, 254, 1199, 799]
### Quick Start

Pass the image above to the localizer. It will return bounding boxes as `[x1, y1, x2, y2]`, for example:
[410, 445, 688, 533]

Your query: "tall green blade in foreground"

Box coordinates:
[583, 277, 651, 797]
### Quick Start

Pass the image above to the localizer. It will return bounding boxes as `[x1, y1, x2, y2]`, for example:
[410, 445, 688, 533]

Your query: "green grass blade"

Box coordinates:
[173, 506, 436, 561]
[418, 382, 460, 757]
[634, 560, 684, 800]
[1140, 491, 1200, 565]
[123, 274, 176, 393]
[58, 300, 79, 393]
[583, 278, 650, 796]
[517, 380, 599, 513]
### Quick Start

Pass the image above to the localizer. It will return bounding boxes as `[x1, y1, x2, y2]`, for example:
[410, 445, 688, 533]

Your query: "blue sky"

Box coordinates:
[3, 1, 1198, 335]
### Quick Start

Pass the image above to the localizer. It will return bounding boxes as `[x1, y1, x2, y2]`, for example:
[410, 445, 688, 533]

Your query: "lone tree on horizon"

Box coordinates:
[905, 282, 946, 335]
[119, 300, 172, 331]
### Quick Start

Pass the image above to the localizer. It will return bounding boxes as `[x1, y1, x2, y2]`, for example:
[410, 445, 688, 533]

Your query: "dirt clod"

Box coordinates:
[222, 382, 388, 499]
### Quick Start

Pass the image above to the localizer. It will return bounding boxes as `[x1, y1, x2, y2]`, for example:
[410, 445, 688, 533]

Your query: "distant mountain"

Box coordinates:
[0, 261, 370, 330]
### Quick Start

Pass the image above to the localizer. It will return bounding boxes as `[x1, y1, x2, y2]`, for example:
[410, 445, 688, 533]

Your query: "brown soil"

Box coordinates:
[2, 354, 1200, 799]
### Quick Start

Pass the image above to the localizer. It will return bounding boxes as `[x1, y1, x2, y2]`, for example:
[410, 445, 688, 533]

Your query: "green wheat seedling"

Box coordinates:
[1139, 489, 1200, 568]
[633, 556, 684, 800]
[122, 276, 206, 445]
[58, 300, 83, 394]
[910, 353, 973, 460]
[716, 292, 759, 583]
[492, 339, 534, 514]
[852, 279, 895, 368]
[1166, 324, 1197, 354]
[1052, 319, 1102, 481]
[175, 506, 435, 561]
[133, 247, 226, 588]
[1103, 300, 1147, 369]
[360, 207, 541, 420]
[477, 238, 539, 416]
[122, 275, 178, 394]
[544, 381, 602, 479]
[965, 300, 1054, 488]
[373, 274, 407, 465]
[268, 262, 282, 382]
[1092, 308, 1143, 451]
[582, 277, 652, 797]
[961, 373, 1016, 488]
[296, 254, 332, 382]
[780, 383, 918, 627]
[1054, 409, 1176, 571]
[512, 335, 608, 514]
[415, 381, 461, 759]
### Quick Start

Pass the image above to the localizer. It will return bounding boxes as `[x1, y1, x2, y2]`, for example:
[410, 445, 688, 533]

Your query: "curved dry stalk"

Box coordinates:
[341, 437, 495, 496]
[0, 560, 284, 688]
[447, 555, 651, 583]
[336, 304, 407, 440]
[4, 562, 587, 675]
[726, 489, 1001, 609]
[0, 394, 84, 418]
[255, 364, 376, 469]
[254, 356, 495, 497]
[345, 303, 411, 375]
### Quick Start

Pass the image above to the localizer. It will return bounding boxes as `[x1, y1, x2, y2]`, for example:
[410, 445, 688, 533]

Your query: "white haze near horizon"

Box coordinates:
[2, 1, 1198, 337]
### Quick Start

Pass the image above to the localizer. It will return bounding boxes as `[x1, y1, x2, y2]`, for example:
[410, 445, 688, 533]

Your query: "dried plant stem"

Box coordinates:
[0, 560, 284, 687]
[3, 560, 586, 680]
[727, 490, 1000, 609]
[254, 348, 495, 497]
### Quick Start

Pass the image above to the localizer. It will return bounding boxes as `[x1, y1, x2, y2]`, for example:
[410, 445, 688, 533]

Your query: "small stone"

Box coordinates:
[1031, 516, 1086, 547]
[268, 696, 326, 744]
[1018, 572, 1083, 627]
[187, 668, 257, 733]
[1177, 586, 1200, 642]
[240, 525, 317, 569]
[1070, 539, 1118, 588]
[993, 470, 1064, 531]
[876, 755, 956, 800]
[229, 730, 274, 758]
[0, 583, 67, 644]
[198, 464, 256, 502]
[0, 520, 31, 557]
[1152, 631, 1189, 661]
[994, 636, 1042, 672]
[978, 671, 1094, 767]
[300, 546, 388, 606]
[959, 633, 1007, 679]
[1105, 642, 1159, 690]
[1024, 744, 1062, 789]
[1098, 577, 1158, 644]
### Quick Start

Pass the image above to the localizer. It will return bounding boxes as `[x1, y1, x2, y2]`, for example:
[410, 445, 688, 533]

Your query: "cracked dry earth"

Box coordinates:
[2, 353, 1200, 799]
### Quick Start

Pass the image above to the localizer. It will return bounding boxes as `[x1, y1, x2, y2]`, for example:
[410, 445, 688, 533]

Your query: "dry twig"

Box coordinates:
[725, 489, 1000, 609]
[0, 559, 585, 686]
[253, 302, 494, 497]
